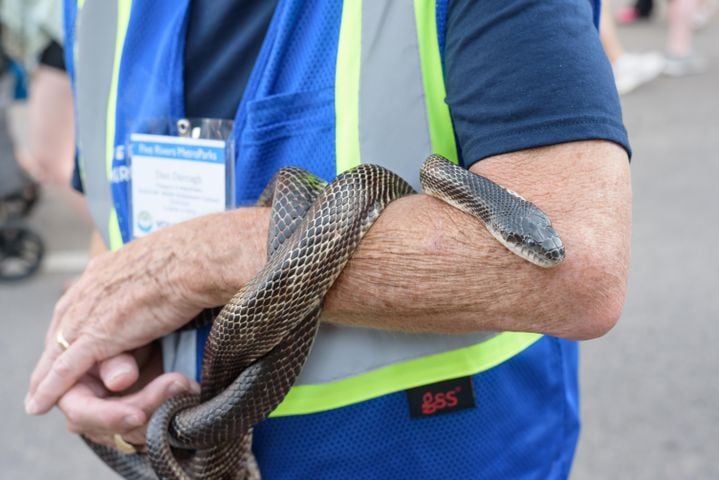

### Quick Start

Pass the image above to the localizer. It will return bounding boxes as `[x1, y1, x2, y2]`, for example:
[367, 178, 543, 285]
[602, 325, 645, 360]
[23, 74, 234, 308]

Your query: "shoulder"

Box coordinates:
[444, 0, 629, 168]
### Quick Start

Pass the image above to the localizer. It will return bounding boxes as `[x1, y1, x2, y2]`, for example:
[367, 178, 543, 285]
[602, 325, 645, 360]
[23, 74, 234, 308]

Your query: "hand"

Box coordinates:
[25, 224, 210, 415]
[58, 344, 200, 449]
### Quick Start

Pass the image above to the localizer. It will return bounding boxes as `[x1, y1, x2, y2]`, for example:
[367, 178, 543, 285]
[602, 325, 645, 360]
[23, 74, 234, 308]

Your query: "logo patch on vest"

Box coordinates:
[406, 377, 475, 418]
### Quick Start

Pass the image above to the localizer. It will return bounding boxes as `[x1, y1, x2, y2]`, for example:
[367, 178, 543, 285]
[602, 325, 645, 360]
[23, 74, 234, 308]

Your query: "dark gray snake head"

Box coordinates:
[420, 154, 565, 269]
[490, 207, 565, 268]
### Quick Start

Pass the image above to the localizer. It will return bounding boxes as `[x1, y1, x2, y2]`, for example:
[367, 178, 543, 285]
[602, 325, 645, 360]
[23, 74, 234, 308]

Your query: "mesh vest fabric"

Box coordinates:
[253, 337, 579, 479]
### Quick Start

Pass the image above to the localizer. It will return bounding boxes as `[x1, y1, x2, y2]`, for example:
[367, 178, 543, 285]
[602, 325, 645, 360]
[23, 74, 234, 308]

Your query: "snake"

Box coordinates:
[83, 154, 565, 479]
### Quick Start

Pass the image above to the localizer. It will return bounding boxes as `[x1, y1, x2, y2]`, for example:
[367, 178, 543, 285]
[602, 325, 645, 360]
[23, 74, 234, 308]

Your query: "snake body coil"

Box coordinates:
[86, 154, 564, 479]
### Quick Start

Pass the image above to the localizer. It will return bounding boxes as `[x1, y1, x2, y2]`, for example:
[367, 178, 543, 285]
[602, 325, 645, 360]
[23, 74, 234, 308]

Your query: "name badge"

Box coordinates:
[129, 132, 232, 238]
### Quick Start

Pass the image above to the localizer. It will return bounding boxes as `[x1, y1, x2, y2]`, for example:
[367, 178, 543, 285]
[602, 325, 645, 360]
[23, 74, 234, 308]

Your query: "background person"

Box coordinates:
[1, 0, 88, 222]
[601, 0, 666, 94]
[665, 0, 709, 74]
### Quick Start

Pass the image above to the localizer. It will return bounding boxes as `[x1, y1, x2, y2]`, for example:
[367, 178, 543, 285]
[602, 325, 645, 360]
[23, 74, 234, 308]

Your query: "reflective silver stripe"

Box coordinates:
[358, 0, 431, 191]
[296, 325, 497, 385]
[295, 0, 496, 387]
[161, 330, 197, 381]
[75, 0, 118, 245]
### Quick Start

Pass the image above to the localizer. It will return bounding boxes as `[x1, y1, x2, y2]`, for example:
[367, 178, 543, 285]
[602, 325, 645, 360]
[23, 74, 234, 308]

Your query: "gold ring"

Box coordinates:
[113, 433, 137, 454]
[56, 331, 71, 351]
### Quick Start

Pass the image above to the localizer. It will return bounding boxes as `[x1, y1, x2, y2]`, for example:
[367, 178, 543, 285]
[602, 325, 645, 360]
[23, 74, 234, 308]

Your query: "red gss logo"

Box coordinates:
[420, 386, 461, 415]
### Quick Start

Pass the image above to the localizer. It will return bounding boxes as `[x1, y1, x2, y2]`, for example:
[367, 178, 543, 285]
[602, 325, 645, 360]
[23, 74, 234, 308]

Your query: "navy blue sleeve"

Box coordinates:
[183, 0, 277, 119]
[445, 0, 631, 168]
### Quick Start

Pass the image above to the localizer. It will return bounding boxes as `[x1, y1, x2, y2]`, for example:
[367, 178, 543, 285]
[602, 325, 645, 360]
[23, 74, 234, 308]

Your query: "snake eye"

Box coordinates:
[504, 232, 523, 246]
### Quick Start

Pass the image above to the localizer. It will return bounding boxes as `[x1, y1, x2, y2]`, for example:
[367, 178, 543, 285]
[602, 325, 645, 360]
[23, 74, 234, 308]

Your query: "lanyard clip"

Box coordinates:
[177, 118, 201, 139]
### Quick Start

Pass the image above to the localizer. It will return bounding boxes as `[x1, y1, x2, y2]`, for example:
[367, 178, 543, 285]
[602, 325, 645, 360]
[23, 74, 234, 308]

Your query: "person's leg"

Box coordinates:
[667, 0, 696, 57]
[25, 65, 76, 186]
[601, 0, 625, 63]
[665, 0, 707, 75]
[601, 0, 665, 94]
[26, 65, 90, 219]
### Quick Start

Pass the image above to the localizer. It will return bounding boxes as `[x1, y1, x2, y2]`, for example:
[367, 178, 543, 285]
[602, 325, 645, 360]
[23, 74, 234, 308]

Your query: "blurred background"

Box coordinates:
[0, 1, 717, 478]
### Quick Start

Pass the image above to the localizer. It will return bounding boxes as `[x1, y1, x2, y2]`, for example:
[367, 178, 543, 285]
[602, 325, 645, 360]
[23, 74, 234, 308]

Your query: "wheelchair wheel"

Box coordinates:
[0, 223, 45, 281]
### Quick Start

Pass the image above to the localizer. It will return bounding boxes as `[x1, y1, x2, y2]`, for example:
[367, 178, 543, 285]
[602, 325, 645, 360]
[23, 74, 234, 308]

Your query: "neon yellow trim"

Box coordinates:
[105, 0, 132, 249]
[271, 332, 542, 417]
[414, 0, 458, 164]
[334, 0, 362, 174]
[77, 0, 85, 9]
[108, 209, 123, 251]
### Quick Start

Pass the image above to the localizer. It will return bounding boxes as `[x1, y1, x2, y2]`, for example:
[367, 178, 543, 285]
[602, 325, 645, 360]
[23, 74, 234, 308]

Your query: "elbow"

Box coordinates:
[569, 280, 626, 341]
[558, 252, 629, 341]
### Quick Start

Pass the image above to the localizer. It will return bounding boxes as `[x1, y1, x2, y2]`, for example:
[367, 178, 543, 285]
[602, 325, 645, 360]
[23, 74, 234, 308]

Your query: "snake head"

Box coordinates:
[518, 212, 565, 268]
[492, 210, 565, 268]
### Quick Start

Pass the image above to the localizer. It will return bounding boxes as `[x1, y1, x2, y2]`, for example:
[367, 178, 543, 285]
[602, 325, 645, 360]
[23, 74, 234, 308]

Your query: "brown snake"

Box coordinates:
[84, 154, 564, 479]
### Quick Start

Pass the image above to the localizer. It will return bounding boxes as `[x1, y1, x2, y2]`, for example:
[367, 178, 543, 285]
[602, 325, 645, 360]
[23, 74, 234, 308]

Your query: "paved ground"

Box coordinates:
[1, 14, 717, 480]
[572, 14, 719, 480]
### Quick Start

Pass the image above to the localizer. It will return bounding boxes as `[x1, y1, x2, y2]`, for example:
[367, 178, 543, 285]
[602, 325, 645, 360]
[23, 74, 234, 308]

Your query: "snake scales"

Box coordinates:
[84, 154, 564, 479]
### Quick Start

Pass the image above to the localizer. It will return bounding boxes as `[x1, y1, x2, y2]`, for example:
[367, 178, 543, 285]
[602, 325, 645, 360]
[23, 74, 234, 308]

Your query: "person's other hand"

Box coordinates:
[25, 224, 212, 416]
[58, 344, 200, 449]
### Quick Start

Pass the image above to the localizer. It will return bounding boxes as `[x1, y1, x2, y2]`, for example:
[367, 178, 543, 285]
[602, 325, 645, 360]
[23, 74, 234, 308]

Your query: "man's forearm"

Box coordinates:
[190, 140, 630, 341]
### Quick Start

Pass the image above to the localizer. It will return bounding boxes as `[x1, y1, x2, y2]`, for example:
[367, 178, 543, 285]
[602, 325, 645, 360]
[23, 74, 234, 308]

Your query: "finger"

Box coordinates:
[98, 343, 157, 393]
[27, 342, 62, 399]
[99, 353, 139, 393]
[61, 374, 198, 443]
[122, 372, 200, 418]
[32, 291, 84, 396]
[80, 372, 109, 398]
[60, 380, 146, 436]
[123, 424, 148, 447]
[44, 286, 79, 346]
[26, 335, 100, 415]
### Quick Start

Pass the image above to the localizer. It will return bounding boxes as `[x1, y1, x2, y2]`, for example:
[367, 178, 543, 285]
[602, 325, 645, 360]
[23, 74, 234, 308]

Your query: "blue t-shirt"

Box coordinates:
[183, 0, 277, 119]
[445, 0, 630, 165]
[183, 0, 629, 161]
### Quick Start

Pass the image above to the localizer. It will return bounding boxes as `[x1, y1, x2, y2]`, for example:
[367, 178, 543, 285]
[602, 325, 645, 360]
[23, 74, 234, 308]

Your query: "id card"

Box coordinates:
[129, 132, 231, 238]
